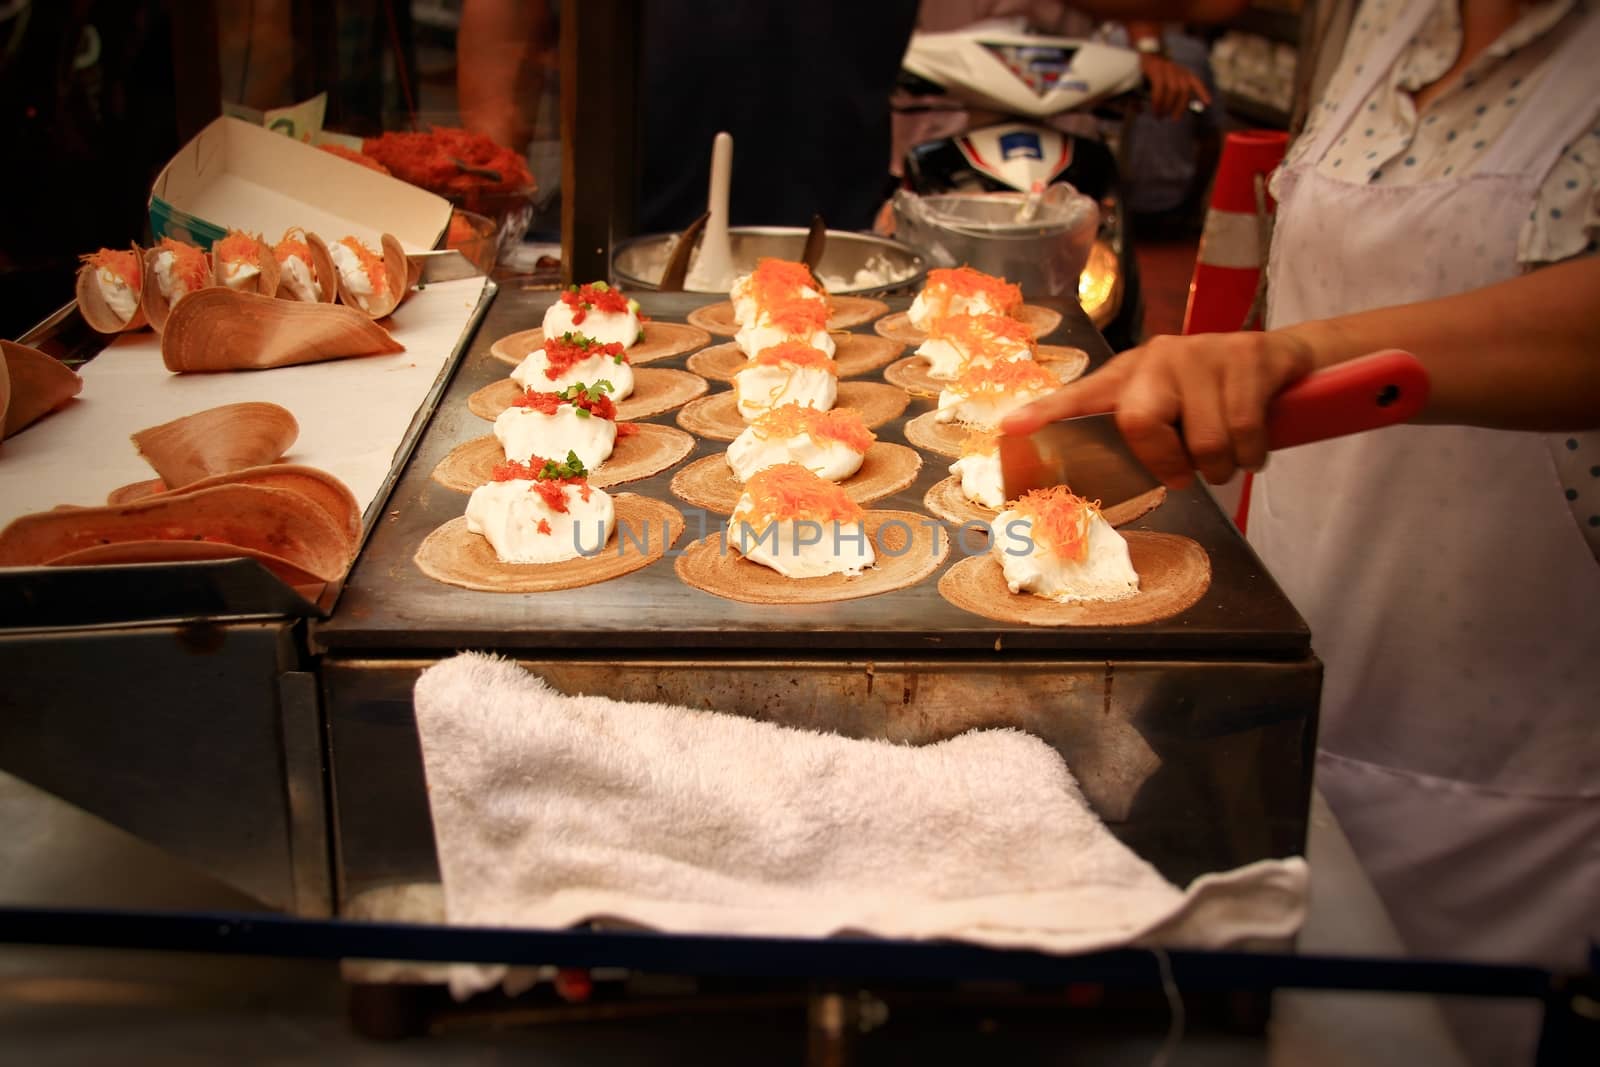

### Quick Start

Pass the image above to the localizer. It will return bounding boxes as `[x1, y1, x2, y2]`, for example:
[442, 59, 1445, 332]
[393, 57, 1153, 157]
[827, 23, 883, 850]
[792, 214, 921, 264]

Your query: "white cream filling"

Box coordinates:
[907, 287, 1005, 330]
[934, 384, 1054, 429]
[735, 322, 837, 360]
[992, 507, 1139, 602]
[465, 479, 616, 564]
[493, 406, 617, 472]
[542, 301, 642, 349]
[95, 268, 138, 322]
[509, 350, 635, 401]
[950, 452, 1005, 510]
[278, 255, 321, 302]
[727, 501, 876, 579]
[153, 251, 196, 306]
[727, 429, 864, 482]
[330, 242, 375, 311]
[221, 258, 261, 290]
[915, 335, 1033, 380]
[734, 365, 837, 421]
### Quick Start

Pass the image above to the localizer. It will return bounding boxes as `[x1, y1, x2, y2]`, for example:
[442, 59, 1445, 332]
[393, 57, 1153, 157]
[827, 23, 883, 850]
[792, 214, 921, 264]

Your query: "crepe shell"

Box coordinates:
[214, 230, 282, 299]
[0, 483, 356, 583]
[140, 240, 216, 333]
[269, 230, 339, 303]
[330, 232, 409, 319]
[160, 288, 405, 372]
[0, 340, 84, 439]
[75, 245, 150, 333]
[104, 463, 362, 550]
[131, 401, 300, 489]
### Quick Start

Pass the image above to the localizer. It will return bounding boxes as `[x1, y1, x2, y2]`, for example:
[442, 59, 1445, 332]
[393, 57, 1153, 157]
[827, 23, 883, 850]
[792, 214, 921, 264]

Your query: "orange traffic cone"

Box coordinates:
[1183, 130, 1289, 531]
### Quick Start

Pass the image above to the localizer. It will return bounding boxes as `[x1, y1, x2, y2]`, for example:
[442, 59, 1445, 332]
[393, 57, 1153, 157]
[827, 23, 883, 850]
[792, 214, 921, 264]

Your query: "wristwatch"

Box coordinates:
[1134, 36, 1166, 58]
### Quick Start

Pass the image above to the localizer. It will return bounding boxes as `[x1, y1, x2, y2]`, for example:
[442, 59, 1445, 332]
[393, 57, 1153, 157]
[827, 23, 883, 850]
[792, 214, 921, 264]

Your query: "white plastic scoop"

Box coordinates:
[694, 131, 736, 287]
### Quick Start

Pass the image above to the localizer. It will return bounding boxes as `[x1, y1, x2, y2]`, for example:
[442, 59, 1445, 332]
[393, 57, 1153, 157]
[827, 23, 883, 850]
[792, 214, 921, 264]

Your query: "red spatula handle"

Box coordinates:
[1265, 349, 1430, 450]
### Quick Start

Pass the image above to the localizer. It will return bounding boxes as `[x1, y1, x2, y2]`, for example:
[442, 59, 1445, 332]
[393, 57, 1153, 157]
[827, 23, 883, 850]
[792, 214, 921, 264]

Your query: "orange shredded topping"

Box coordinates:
[1011, 486, 1102, 564]
[750, 258, 823, 308]
[273, 232, 313, 267]
[339, 236, 389, 294]
[927, 266, 1022, 315]
[319, 142, 392, 175]
[929, 311, 1034, 353]
[766, 295, 830, 335]
[951, 358, 1058, 398]
[157, 238, 211, 293]
[960, 429, 1000, 457]
[742, 341, 838, 374]
[752, 404, 874, 454]
[216, 230, 261, 268]
[82, 248, 141, 291]
[741, 463, 864, 523]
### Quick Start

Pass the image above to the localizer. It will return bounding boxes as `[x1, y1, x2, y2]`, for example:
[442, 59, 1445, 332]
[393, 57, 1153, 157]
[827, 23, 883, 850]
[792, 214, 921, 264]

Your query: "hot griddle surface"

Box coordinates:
[313, 290, 1308, 655]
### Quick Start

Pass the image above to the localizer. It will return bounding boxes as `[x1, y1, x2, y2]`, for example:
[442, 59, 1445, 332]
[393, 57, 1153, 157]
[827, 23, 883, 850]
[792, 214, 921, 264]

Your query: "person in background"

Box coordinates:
[1007, 2, 1599, 1061]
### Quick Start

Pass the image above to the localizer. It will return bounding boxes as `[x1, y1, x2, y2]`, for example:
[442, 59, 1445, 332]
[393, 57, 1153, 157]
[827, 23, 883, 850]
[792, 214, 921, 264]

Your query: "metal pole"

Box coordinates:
[559, 0, 641, 284]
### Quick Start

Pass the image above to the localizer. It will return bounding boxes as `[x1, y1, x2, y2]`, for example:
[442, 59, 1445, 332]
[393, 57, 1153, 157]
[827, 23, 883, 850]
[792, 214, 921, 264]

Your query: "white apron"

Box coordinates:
[1252, 0, 1600, 984]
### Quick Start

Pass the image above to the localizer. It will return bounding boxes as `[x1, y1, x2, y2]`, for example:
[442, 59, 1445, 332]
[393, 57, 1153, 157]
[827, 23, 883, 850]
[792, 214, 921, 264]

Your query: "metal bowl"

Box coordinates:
[611, 227, 926, 296]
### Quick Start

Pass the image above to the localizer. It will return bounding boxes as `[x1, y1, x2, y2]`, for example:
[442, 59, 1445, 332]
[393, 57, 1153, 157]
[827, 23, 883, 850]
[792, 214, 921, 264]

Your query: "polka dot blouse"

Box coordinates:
[1279, 0, 1600, 559]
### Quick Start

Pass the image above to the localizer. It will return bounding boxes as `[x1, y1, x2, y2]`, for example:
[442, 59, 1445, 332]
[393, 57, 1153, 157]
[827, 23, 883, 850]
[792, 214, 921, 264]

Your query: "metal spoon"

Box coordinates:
[800, 214, 827, 273]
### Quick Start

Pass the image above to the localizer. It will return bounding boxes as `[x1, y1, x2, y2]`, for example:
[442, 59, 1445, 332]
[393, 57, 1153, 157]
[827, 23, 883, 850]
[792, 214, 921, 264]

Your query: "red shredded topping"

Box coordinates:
[216, 230, 261, 268]
[82, 248, 141, 291]
[926, 266, 1023, 316]
[339, 237, 389, 294]
[744, 341, 839, 373]
[1011, 486, 1102, 564]
[319, 143, 392, 175]
[616, 422, 641, 438]
[752, 405, 874, 454]
[536, 518, 553, 535]
[540, 334, 627, 380]
[560, 283, 631, 324]
[489, 460, 590, 514]
[750, 258, 822, 308]
[510, 388, 617, 421]
[741, 463, 863, 523]
[157, 238, 211, 293]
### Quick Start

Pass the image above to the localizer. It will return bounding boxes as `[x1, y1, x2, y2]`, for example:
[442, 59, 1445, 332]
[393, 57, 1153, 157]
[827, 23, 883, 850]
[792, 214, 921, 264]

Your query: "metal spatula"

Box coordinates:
[999, 349, 1431, 502]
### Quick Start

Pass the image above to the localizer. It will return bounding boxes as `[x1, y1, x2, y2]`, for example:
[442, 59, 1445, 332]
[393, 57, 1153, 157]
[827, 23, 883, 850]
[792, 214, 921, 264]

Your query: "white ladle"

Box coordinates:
[695, 131, 736, 287]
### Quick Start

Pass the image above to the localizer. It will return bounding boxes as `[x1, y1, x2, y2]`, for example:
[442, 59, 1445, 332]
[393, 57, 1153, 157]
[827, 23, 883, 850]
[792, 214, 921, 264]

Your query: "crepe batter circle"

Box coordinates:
[883, 345, 1089, 397]
[468, 368, 708, 422]
[873, 304, 1064, 345]
[414, 494, 685, 593]
[937, 531, 1211, 626]
[674, 509, 949, 604]
[675, 382, 909, 442]
[431, 423, 697, 493]
[686, 333, 904, 382]
[686, 295, 890, 337]
[669, 442, 923, 514]
[490, 321, 711, 368]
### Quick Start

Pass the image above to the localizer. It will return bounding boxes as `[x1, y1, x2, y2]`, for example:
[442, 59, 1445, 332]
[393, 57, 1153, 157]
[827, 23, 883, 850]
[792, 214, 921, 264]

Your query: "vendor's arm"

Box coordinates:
[458, 0, 552, 152]
[1124, 20, 1211, 118]
[1001, 256, 1600, 488]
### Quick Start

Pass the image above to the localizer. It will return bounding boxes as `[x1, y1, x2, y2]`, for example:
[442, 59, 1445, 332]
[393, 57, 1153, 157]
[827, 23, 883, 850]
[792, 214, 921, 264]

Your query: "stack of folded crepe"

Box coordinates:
[0, 341, 83, 443]
[0, 401, 361, 588]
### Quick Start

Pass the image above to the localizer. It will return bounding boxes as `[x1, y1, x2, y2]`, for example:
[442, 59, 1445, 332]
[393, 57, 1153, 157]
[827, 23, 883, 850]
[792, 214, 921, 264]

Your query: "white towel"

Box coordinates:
[415, 653, 1308, 996]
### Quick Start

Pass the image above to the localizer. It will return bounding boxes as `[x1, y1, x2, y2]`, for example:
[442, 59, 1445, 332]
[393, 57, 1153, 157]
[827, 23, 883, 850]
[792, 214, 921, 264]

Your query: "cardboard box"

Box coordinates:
[149, 116, 452, 253]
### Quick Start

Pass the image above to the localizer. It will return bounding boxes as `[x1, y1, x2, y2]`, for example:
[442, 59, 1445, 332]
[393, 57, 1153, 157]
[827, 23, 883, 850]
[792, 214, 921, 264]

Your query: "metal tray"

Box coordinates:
[314, 291, 1308, 656]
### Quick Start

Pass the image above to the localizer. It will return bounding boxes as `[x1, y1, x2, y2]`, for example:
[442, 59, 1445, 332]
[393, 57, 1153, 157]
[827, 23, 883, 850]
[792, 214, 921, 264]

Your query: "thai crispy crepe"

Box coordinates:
[670, 443, 922, 515]
[467, 369, 708, 423]
[131, 402, 299, 489]
[0, 483, 356, 583]
[490, 323, 712, 368]
[431, 425, 697, 494]
[160, 288, 405, 372]
[687, 295, 889, 336]
[1, 341, 84, 439]
[75, 245, 150, 333]
[883, 345, 1089, 397]
[675, 383, 909, 442]
[873, 304, 1063, 345]
[686, 334, 904, 382]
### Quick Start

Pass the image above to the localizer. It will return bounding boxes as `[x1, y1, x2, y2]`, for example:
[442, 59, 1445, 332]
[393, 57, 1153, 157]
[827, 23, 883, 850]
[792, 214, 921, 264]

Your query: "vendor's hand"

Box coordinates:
[1140, 54, 1211, 120]
[1000, 332, 1316, 488]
